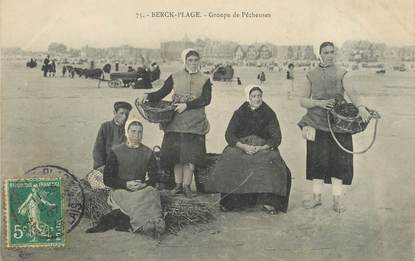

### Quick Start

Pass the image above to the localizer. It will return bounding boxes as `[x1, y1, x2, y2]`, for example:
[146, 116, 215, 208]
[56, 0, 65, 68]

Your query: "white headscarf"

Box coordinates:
[124, 117, 140, 133]
[244, 84, 263, 103]
[314, 41, 337, 67]
[124, 118, 143, 147]
[181, 48, 199, 73]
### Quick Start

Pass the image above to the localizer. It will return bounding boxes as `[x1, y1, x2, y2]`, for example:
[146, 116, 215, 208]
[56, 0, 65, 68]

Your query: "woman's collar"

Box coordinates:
[246, 101, 264, 111]
[126, 141, 140, 148]
[184, 68, 199, 74]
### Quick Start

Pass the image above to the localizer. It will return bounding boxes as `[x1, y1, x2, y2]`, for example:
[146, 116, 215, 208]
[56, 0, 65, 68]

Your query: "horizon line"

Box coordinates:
[2, 39, 415, 52]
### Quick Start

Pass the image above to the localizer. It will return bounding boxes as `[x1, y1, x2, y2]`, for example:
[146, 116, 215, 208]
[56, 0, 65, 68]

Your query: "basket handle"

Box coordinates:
[327, 111, 379, 154]
[135, 98, 152, 123]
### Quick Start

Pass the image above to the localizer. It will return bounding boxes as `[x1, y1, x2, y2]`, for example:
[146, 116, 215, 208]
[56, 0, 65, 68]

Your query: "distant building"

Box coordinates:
[345, 43, 415, 63]
[398, 46, 415, 62]
[258, 44, 273, 59]
[246, 45, 259, 61]
[200, 41, 238, 61]
[340, 41, 387, 62]
[383, 48, 400, 62]
[234, 46, 245, 61]
[78, 45, 159, 64]
[272, 45, 316, 61]
[160, 41, 195, 60]
[230, 43, 277, 64]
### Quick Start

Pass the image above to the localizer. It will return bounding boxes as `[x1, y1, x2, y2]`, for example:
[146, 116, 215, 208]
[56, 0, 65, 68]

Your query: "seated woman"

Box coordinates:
[206, 85, 291, 214]
[86, 121, 165, 237]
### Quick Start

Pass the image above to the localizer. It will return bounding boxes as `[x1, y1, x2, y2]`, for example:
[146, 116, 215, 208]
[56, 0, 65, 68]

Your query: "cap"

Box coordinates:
[114, 101, 132, 111]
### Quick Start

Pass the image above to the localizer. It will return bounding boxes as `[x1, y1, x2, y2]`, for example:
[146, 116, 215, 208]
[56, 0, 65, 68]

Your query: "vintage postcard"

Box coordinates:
[1, 0, 414, 260]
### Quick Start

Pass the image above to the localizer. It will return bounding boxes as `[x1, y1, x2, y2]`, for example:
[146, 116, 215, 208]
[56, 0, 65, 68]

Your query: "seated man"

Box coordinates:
[86, 121, 165, 237]
[89, 101, 132, 188]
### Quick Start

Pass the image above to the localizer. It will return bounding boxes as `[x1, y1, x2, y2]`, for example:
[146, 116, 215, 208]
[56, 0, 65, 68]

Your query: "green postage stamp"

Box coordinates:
[4, 178, 65, 248]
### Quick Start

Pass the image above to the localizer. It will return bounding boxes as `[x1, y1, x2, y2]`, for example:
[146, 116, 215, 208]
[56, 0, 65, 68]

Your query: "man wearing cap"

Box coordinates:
[92, 101, 132, 171]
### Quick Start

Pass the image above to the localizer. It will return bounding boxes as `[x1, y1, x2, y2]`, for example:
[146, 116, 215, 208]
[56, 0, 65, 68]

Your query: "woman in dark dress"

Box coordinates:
[206, 85, 291, 214]
[142, 49, 212, 198]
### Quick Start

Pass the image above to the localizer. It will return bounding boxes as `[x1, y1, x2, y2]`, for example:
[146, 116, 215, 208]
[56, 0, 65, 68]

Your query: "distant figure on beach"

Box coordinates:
[42, 55, 50, 77]
[62, 65, 67, 77]
[286, 63, 295, 99]
[50, 60, 56, 77]
[26, 58, 37, 68]
[70, 67, 75, 78]
[257, 71, 266, 85]
[149, 62, 161, 82]
[103, 63, 111, 74]
[133, 67, 152, 89]
[102, 63, 111, 81]
[298, 41, 371, 213]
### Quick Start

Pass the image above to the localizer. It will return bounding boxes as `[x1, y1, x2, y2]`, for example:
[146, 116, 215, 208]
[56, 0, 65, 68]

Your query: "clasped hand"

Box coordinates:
[126, 180, 146, 191]
[317, 99, 336, 110]
[174, 103, 187, 113]
[241, 144, 268, 155]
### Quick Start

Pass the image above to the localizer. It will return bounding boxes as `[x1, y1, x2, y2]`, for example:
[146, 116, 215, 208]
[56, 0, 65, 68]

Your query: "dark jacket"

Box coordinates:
[92, 120, 126, 169]
[225, 102, 282, 149]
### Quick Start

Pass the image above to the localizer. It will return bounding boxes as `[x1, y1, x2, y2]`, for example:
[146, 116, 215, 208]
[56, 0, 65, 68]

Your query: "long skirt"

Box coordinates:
[205, 142, 291, 212]
[107, 186, 162, 232]
[161, 132, 206, 168]
[219, 193, 290, 213]
[306, 129, 353, 185]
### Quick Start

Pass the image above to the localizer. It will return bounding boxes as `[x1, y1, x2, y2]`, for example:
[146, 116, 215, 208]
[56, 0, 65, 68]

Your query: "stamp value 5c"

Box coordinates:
[4, 178, 65, 248]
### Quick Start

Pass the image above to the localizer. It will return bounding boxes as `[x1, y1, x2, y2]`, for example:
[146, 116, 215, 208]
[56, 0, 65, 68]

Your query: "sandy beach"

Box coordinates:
[1, 61, 414, 261]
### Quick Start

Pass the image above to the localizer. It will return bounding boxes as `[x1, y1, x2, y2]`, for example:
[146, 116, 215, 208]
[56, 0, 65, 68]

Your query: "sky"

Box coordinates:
[1, 0, 414, 51]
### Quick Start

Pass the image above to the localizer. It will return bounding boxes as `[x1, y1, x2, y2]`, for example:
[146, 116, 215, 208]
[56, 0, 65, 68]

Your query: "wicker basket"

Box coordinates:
[328, 102, 376, 134]
[327, 102, 381, 154]
[135, 98, 176, 123]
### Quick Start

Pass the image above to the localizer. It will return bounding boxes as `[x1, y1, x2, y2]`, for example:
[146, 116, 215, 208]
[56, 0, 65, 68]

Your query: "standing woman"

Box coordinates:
[142, 49, 212, 198]
[298, 42, 371, 212]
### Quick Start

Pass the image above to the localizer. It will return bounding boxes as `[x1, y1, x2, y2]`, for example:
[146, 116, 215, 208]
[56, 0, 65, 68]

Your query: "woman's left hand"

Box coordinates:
[251, 145, 270, 154]
[358, 106, 371, 123]
[174, 103, 187, 113]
